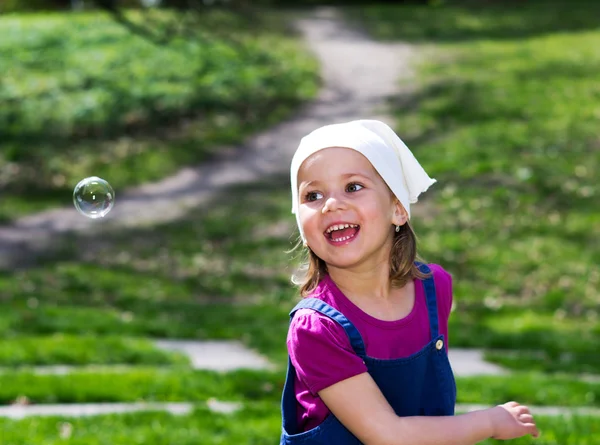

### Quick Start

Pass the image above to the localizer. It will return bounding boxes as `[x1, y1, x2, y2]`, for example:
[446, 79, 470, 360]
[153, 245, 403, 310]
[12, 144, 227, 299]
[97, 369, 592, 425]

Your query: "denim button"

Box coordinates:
[436, 339, 444, 350]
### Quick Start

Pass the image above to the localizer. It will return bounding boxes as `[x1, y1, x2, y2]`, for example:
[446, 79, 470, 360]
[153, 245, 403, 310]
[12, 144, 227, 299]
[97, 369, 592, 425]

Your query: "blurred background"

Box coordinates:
[0, 0, 599, 443]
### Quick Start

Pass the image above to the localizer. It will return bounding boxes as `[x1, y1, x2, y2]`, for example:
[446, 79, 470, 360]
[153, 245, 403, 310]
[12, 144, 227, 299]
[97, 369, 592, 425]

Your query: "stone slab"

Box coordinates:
[448, 348, 509, 376]
[154, 339, 275, 372]
[0, 402, 193, 420]
[1, 401, 599, 419]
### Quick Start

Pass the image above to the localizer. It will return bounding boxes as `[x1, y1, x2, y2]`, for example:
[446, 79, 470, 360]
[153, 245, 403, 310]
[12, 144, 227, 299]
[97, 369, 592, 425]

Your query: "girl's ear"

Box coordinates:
[392, 199, 408, 227]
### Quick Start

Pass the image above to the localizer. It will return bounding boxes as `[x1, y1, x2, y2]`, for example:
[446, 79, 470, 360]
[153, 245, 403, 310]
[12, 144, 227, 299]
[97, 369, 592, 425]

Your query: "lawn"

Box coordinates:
[350, 0, 600, 370]
[1, 407, 599, 445]
[1, 178, 599, 442]
[1, 0, 599, 443]
[0, 8, 319, 222]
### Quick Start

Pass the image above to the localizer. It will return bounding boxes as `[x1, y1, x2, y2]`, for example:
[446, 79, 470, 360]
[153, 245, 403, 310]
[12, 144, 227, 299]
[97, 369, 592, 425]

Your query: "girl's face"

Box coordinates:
[297, 147, 406, 272]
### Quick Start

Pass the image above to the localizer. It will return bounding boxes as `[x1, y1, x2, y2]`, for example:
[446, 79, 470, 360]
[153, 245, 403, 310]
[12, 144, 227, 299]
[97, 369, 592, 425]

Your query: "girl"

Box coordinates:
[279, 119, 539, 445]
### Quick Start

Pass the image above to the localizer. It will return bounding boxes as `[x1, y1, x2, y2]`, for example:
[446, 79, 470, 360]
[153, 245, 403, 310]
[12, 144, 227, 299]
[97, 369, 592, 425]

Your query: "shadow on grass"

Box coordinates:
[348, 0, 600, 43]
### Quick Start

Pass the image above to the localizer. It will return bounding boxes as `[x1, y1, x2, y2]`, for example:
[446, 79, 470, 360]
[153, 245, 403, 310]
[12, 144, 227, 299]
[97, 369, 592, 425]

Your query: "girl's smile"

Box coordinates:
[324, 222, 360, 245]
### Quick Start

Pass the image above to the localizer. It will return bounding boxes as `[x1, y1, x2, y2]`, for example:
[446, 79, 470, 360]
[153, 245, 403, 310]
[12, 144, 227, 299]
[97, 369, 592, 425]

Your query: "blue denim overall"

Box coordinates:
[280, 263, 456, 444]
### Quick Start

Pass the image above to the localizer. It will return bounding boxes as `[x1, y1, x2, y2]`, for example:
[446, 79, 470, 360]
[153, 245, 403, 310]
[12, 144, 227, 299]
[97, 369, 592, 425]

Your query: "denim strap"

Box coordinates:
[415, 262, 439, 339]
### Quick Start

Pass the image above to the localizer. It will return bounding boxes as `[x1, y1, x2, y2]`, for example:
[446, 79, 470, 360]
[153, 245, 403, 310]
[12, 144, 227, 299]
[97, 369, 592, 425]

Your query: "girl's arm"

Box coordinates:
[318, 372, 539, 445]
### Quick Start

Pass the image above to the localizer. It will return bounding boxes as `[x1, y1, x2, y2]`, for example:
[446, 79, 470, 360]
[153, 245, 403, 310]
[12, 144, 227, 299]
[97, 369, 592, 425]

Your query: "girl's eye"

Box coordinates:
[346, 183, 364, 193]
[305, 191, 323, 202]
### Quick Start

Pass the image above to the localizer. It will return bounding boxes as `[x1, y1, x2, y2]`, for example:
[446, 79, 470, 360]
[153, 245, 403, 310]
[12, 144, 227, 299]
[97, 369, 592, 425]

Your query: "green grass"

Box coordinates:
[0, 367, 598, 408]
[456, 374, 600, 407]
[0, 9, 319, 222]
[484, 349, 600, 376]
[0, 403, 283, 445]
[349, 1, 600, 371]
[449, 308, 600, 373]
[479, 414, 600, 445]
[406, 29, 600, 316]
[0, 368, 283, 405]
[0, 335, 189, 367]
[0, 407, 599, 445]
[349, 0, 600, 42]
[1, 1, 600, 443]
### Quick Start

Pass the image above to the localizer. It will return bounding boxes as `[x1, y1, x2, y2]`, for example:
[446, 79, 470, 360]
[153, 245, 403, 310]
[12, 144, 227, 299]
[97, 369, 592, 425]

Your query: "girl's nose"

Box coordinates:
[322, 195, 346, 213]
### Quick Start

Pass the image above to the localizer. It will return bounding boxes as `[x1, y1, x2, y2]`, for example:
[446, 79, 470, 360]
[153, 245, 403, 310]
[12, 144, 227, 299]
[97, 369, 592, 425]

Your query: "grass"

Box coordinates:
[0, 335, 189, 367]
[0, 368, 283, 405]
[1, 173, 598, 370]
[0, 367, 599, 407]
[350, 1, 600, 370]
[1, 1, 600, 443]
[0, 407, 599, 444]
[0, 179, 296, 365]
[348, 0, 600, 43]
[0, 9, 319, 222]
[348, 6, 600, 443]
[0, 404, 282, 445]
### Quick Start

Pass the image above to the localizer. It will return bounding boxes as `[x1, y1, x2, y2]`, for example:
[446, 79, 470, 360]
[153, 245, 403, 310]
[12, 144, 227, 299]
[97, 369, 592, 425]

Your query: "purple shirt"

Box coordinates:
[286, 264, 453, 432]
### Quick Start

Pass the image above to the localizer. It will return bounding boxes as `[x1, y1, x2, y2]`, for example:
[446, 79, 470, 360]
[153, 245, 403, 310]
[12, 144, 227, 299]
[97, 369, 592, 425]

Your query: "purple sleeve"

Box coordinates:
[287, 308, 368, 395]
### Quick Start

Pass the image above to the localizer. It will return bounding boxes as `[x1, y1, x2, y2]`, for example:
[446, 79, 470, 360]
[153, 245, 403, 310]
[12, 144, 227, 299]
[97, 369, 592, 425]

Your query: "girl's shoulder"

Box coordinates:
[289, 307, 344, 338]
[288, 289, 344, 344]
[287, 306, 357, 371]
[424, 263, 453, 283]
[287, 306, 366, 395]
[287, 277, 351, 352]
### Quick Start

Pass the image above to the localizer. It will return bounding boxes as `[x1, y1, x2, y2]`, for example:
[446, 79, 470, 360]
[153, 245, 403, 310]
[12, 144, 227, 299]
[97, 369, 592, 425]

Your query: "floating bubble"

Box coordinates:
[73, 176, 115, 219]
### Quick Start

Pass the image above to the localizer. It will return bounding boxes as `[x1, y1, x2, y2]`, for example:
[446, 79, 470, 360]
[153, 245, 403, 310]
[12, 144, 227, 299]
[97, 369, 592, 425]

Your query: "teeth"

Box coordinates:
[326, 223, 358, 233]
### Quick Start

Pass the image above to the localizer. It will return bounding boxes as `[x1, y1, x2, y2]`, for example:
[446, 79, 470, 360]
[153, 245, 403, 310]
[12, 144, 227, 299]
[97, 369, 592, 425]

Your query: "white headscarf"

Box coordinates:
[290, 119, 436, 241]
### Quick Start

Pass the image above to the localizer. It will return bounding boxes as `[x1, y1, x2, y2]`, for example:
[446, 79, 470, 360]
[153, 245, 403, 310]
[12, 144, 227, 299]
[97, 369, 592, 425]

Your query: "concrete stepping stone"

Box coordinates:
[1, 401, 599, 419]
[0, 402, 193, 420]
[154, 339, 275, 372]
[448, 348, 509, 376]
[0, 400, 241, 419]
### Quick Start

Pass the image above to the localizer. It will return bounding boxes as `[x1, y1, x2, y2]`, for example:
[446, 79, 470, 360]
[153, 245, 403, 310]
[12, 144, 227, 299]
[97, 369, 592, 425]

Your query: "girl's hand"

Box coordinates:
[489, 401, 540, 440]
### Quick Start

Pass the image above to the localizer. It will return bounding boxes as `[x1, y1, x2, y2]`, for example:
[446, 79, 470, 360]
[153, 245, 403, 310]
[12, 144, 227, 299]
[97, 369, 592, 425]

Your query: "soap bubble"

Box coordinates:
[73, 176, 115, 219]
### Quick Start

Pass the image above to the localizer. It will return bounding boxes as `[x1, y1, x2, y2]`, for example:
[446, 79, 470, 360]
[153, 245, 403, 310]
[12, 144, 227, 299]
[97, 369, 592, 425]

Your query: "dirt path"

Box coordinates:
[0, 8, 416, 270]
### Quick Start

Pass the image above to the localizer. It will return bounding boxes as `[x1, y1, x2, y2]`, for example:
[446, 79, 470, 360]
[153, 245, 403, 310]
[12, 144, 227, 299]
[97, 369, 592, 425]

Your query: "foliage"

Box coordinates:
[0, 10, 319, 222]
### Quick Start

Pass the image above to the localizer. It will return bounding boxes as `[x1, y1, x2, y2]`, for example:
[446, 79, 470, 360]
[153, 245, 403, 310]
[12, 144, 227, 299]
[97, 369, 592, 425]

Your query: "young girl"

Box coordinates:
[279, 119, 539, 444]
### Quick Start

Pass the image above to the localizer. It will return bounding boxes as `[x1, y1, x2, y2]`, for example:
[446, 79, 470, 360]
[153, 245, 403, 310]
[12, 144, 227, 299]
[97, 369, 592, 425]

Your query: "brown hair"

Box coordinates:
[291, 221, 430, 297]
